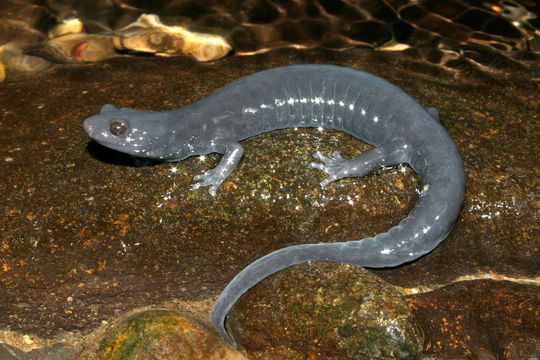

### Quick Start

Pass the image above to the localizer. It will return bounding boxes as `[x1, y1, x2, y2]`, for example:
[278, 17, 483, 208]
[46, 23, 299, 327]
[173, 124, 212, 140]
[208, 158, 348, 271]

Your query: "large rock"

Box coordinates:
[228, 262, 424, 359]
[78, 310, 245, 360]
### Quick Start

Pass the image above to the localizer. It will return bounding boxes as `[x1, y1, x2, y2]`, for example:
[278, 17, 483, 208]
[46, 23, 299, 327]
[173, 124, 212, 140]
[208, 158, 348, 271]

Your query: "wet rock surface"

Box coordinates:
[227, 262, 423, 360]
[0, 48, 537, 359]
[0, 1, 539, 359]
[406, 280, 539, 359]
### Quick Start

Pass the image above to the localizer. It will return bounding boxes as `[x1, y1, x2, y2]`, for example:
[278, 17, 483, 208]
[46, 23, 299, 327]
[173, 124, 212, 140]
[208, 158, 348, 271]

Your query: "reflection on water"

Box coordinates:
[0, 0, 538, 80]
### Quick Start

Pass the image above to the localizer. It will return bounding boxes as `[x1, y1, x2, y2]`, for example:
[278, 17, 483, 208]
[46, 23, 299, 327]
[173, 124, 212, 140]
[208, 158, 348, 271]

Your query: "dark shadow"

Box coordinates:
[86, 140, 162, 167]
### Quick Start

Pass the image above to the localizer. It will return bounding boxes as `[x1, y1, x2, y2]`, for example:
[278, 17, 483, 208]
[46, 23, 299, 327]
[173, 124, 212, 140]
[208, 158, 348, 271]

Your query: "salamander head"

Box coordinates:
[83, 104, 176, 160]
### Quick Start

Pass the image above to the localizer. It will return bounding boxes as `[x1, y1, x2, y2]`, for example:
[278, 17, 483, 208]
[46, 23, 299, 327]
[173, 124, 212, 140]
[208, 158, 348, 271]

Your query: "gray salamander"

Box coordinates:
[83, 64, 465, 345]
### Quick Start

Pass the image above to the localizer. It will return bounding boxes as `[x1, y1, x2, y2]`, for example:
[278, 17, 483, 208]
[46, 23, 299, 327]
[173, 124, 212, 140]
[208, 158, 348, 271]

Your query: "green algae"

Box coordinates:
[98, 312, 181, 359]
[92, 310, 244, 360]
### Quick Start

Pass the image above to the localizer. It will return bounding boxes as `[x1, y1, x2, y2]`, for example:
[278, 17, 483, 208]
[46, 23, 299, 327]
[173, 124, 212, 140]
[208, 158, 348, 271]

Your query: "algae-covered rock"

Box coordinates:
[81, 310, 245, 360]
[228, 262, 424, 359]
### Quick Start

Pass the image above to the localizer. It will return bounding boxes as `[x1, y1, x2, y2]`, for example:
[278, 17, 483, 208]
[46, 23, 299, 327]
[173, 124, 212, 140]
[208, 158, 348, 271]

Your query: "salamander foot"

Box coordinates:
[192, 168, 228, 196]
[309, 151, 351, 186]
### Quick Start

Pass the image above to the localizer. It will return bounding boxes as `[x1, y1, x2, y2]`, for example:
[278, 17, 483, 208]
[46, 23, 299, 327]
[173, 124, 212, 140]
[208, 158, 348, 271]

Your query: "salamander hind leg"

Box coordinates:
[309, 151, 352, 186]
[309, 140, 410, 187]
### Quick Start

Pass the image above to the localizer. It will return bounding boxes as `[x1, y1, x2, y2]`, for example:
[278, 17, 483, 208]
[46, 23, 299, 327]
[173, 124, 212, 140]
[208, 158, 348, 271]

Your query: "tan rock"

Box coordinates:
[115, 14, 232, 62]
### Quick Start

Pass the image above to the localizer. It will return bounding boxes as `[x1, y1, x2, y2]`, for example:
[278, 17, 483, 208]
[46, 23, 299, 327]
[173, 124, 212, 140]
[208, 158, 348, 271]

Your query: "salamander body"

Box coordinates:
[83, 65, 465, 345]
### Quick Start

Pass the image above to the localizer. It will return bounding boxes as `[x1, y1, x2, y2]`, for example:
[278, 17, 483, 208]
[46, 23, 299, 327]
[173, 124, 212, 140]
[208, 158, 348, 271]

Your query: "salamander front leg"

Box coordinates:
[192, 141, 244, 196]
[309, 140, 410, 186]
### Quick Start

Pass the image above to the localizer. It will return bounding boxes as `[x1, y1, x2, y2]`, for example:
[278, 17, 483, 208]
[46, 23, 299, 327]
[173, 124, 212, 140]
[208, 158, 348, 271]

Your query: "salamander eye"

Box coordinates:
[110, 120, 127, 136]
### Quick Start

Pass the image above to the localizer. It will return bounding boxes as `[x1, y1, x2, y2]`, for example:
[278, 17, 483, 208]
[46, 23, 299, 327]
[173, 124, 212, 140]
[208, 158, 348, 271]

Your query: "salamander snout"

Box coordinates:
[83, 119, 95, 137]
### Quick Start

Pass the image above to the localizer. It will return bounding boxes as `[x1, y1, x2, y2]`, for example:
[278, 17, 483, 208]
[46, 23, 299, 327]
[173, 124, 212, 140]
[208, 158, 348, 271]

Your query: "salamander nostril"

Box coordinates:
[83, 121, 95, 136]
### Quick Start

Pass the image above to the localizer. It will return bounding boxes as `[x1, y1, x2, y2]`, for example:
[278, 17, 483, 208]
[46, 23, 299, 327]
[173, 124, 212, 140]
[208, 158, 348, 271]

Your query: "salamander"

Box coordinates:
[83, 64, 465, 345]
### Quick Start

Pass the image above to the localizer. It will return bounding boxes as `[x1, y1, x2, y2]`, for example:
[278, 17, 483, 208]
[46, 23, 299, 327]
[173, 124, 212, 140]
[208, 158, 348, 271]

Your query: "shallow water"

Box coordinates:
[0, 0, 539, 80]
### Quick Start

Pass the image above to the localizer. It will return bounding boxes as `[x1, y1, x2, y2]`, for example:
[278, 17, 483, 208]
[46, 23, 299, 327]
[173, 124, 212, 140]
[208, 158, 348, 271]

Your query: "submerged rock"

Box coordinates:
[227, 262, 424, 359]
[46, 33, 117, 62]
[45, 14, 232, 63]
[0, 42, 50, 81]
[114, 14, 232, 62]
[80, 310, 245, 360]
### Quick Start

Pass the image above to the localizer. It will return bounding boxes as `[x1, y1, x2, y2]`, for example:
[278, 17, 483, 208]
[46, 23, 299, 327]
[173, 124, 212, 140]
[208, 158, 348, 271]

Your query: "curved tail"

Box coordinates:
[211, 146, 465, 345]
[211, 243, 347, 344]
